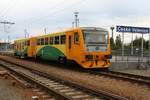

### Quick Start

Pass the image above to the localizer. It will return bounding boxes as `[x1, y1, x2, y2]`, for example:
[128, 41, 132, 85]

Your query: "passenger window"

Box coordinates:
[41, 38, 44, 45]
[25, 40, 28, 46]
[27, 40, 30, 46]
[22, 42, 25, 49]
[74, 32, 79, 44]
[49, 37, 53, 44]
[69, 36, 71, 49]
[45, 37, 48, 45]
[60, 35, 66, 44]
[55, 36, 59, 44]
[22, 42, 25, 47]
[37, 39, 40, 45]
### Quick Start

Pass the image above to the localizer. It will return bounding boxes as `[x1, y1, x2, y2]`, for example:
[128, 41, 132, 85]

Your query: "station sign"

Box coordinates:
[116, 25, 149, 33]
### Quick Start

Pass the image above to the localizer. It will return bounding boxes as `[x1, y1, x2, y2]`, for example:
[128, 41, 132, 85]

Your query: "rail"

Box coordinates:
[0, 59, 128, 100]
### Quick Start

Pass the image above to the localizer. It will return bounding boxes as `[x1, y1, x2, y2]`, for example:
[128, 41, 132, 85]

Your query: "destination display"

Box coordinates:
[116, 25, 149, 33]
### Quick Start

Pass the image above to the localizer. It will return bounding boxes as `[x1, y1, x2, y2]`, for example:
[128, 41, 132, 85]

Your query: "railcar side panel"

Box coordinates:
[35, 32, 66, 61]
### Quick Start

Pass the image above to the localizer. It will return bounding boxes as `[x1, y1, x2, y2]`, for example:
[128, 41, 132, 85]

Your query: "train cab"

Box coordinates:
[66, 27, 111, 68]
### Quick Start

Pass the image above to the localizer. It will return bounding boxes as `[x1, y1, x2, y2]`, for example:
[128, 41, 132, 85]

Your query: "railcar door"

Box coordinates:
[66, 30, 81, 60]
[66, 31, 74, 59]
[28, 37, 37, 57]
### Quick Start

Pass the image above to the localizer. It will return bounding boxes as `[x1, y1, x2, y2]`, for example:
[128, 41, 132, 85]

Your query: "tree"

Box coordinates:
[110, 37, 115, 50]
[115, 34, 122, 50]
[132, 37, 146, 49]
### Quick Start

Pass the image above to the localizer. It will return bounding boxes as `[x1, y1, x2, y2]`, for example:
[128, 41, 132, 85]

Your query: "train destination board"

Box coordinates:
[116, 25, 149, 33]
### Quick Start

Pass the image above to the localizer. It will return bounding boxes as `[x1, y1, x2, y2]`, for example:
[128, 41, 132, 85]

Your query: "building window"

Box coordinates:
[55, 36, 59, 44]
[49, 37, 53, 44]
[74, 32, 79, 44]
[45, 37, 48, 45]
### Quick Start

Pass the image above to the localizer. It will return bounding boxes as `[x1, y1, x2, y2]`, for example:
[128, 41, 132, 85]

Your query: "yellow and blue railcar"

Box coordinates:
[14, 27, 112, 68]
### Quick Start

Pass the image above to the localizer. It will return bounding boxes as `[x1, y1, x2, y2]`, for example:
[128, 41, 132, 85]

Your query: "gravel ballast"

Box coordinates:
[118, 69, 150, 77]
[0, 68, 25, 100]
[0, 55, 150, 100]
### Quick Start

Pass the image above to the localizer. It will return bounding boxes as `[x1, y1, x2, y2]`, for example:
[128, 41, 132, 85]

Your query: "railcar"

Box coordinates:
[14, 27, 112, 68]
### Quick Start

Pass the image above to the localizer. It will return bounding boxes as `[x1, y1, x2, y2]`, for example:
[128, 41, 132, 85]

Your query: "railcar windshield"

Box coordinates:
[83, 30, 108, 52]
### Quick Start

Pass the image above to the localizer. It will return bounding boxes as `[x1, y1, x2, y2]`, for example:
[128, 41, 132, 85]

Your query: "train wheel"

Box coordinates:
[58, 57, 66, 64]
[36, 55, 41, 60]
[23, 54, 27, 59]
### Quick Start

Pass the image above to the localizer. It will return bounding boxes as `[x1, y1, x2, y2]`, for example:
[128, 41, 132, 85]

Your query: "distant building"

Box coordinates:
[0, 42, 13, 51]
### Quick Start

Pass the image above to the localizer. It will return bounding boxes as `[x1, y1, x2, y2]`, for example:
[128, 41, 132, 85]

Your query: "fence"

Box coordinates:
[111, 50, 150, 63]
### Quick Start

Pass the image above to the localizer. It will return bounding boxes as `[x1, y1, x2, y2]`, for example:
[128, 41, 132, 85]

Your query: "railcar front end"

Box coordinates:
[66, 27, 111, 68]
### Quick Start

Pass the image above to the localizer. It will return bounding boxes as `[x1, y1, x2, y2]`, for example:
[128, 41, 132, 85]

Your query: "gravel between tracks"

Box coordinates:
[0, 55, 150, 100]
[0, 68, 25, 100]
[117, 69, 150, 77]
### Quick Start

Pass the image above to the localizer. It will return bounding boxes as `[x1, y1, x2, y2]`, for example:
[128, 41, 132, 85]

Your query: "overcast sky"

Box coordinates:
[0, 0, 150, 42]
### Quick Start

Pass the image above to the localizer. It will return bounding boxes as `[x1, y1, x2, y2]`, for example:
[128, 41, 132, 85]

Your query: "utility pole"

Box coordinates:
[0, 21, 15, 51]
[74, 12, 79, 27]
[110, 26, 114, 39]
[77, 19, 79, 27]
[0, 21, 15, 32]
[72, 22, 74, 28]
[24, 29, 30, 38]
[44, 28, 47, 34]
[110, 26, 115, 50]
[24, 29, 27, 38]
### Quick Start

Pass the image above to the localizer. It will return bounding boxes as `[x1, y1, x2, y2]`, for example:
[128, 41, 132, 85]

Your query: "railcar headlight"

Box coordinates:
[85, 55, 93, 60]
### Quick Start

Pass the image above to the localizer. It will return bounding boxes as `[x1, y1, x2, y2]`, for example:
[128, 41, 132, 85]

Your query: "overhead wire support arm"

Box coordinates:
[0, 21, 15, 33]
[0, 21, 15, 50]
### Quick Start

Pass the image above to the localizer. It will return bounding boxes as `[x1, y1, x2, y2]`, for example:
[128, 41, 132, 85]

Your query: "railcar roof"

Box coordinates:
[81, 27, 108, 32]
[14, 27, 107, 41]
[36, 32, 65, 38]
[14, 38, 29, 42]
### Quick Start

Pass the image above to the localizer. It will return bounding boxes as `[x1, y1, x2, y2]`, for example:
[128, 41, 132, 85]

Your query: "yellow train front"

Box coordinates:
[14, 27, 111, 69]
[65, 27, 111, 68]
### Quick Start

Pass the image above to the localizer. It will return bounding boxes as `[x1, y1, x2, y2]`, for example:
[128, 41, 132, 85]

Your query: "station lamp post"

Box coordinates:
[110, 26, 114, 39]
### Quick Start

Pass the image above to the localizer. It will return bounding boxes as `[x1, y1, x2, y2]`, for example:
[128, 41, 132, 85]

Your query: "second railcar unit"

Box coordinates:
[14, 27, 112, 68]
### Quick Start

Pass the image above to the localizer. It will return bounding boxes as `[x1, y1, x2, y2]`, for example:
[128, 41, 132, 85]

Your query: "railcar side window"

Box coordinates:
[69, 36, 71, 49]
[22, 42, 25, 48]
[41, 38, 44, 45]
[45, 37, 48, 45]
[74, 32, 79, 44]
[55, 36, 59, 44]
[37, 39, 40, 45]
[22, 42, 24, 49]
[24, 41, 26, 46]
[49, 37, 53, 44]
[60, 35, 66, 44]
[20, 42, 22, 50]
[27, 40, 30, 46]
[25, 40, 27, 46]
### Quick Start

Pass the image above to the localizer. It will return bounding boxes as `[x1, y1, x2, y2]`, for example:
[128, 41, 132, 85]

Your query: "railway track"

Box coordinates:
[83, 69, 150, 86]
[0, 59, 127, 100]
[27, 57, 150, 86]
[0, 55, 150, 87]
